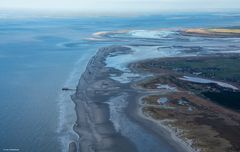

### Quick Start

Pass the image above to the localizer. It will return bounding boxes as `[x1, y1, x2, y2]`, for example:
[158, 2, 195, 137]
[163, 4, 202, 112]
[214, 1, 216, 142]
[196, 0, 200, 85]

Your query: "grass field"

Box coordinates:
[150, 56, 240, 82]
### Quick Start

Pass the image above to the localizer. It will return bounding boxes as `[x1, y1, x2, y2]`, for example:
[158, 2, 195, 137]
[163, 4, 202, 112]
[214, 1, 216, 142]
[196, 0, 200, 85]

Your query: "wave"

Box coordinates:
[56, 51, 96, 152]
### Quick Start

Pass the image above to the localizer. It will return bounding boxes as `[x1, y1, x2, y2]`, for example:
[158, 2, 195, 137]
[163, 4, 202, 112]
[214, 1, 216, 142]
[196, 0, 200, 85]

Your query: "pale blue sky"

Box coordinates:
[0, 0, 239, 14]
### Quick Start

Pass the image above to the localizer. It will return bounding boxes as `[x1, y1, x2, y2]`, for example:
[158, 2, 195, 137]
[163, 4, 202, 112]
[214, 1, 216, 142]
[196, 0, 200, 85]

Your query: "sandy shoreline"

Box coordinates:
[70, 45, 196, 152]
[70, 46, 137, 152]
[181, 28, 240, 38]
[135, 102, 198, 152]
[125, 75, 197, 152]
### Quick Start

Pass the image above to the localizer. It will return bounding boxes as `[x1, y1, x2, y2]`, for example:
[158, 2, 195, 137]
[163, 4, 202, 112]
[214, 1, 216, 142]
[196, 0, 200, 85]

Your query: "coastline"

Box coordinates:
[70, 46, 138, 152]
[128, 54, 240, 152]
[1, 14, 240, 152]
[70, 45, 197, 152]
[126, 65, 198, 152]
[126, 93, 197, 152]
[136, 101, 198, 152]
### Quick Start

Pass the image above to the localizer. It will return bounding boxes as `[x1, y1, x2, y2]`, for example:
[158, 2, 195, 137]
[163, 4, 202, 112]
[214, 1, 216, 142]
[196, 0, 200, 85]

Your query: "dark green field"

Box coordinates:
[139, 55, 240, 111]
[148, 55, 240, 83]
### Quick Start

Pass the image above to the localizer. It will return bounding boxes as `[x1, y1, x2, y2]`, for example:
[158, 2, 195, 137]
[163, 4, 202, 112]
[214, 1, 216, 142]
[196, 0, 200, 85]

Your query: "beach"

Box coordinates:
[71, 45, 195, 152]
[71, 46, 137, 152]
[1, 14, 240, 152]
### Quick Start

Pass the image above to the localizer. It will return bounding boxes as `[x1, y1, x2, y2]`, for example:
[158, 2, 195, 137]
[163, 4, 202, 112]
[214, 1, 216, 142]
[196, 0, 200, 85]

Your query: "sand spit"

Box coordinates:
[182, 28, 240, 37]
[71, 45, 197, 152]
[70, 46, 137, 152]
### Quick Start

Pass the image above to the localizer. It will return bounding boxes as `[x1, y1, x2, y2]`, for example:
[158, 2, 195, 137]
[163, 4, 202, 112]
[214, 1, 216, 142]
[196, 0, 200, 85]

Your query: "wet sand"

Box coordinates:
[71, 45, 193, 152]
[71, 46, 137, 152]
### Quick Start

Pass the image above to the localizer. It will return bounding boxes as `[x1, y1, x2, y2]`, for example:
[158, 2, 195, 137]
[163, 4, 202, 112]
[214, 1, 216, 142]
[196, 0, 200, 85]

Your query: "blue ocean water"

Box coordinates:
[0, 13, 239, 152]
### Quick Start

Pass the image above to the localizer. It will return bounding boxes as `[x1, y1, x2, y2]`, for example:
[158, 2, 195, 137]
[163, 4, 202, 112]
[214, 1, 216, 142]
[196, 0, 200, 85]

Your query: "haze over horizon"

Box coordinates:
[0, 0, 240, 16]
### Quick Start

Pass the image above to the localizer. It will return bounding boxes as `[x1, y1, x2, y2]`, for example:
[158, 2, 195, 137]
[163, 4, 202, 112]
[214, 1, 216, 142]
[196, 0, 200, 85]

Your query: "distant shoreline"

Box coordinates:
[181, 28, 240, 37]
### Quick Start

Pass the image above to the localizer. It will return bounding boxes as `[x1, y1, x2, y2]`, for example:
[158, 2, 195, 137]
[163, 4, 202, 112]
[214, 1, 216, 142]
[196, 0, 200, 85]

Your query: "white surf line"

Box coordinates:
[57, 51, 96, 152]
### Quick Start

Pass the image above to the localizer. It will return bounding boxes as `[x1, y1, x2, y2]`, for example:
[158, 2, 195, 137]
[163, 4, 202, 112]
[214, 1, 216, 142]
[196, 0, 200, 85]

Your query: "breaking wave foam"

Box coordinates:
[57, 52, 96, 152]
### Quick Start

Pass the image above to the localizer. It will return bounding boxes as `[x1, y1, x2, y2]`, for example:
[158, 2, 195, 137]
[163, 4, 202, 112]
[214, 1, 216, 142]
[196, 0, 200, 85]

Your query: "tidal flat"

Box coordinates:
[72, 28, 240, 152]
[1, 14, 240, 152]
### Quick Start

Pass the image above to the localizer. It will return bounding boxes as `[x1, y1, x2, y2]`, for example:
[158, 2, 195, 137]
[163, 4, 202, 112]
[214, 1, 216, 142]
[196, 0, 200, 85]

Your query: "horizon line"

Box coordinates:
[0, 8, 240, 18]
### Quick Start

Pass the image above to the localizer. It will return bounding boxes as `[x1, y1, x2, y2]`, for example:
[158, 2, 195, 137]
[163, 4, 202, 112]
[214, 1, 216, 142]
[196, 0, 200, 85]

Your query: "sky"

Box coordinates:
[0, 0, 239, 15]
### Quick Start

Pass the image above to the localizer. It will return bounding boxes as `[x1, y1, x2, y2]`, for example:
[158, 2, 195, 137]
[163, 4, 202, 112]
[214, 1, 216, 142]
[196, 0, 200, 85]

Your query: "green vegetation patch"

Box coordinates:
[146, 56, 240, 83]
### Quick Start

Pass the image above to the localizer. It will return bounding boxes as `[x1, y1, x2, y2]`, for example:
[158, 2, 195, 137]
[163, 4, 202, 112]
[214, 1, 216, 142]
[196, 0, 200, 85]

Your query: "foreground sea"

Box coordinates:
[0, 12, 239, 152]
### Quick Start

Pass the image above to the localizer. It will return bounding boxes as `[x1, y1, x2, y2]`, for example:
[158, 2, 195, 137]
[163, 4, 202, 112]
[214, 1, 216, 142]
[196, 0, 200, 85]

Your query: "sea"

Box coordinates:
[0, 12, 239, 152]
